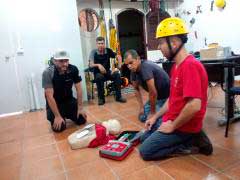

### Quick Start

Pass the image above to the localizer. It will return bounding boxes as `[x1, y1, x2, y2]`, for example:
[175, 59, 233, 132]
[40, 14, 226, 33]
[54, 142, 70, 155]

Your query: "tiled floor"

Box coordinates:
[1, 86, 240, 180]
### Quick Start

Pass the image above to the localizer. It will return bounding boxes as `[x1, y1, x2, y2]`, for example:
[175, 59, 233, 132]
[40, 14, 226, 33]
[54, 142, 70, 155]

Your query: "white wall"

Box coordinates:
[0, 1, 24, 114]
[0, 0, 86, 112]
[179, 0, 240, 54]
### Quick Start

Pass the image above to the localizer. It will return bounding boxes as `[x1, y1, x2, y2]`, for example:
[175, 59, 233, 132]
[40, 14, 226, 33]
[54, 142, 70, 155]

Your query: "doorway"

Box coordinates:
[116, 8, 146, 80]
[117, 8, 146, 59]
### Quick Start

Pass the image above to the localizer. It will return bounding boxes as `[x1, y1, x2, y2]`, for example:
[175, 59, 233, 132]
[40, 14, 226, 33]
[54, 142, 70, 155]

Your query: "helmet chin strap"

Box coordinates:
[166, 36, 184, 62]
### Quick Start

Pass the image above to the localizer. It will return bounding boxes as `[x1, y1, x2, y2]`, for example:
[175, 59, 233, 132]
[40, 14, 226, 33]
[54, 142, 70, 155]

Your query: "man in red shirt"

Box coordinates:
[139, 17, 213, 160]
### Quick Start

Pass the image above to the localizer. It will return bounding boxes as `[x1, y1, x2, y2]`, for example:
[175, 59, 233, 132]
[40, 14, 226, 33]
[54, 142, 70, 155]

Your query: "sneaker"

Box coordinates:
[193, 130, 213, 155]
[171, 145, 199, 157]
[98, 98, 105, 105]
[139, 114, 147, 122]
[116, 97, 127, 103]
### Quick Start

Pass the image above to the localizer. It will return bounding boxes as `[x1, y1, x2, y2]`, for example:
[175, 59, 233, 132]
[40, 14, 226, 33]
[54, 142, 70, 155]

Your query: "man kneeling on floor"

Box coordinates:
[139, 17, 213, 160]
[42, 50, 87, 132]
[124, 49, 170, 123]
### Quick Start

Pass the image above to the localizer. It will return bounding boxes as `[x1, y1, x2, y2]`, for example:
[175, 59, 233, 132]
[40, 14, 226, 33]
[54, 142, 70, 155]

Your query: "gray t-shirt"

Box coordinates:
[42, 66, 55, 89]
[42, 64, 82, 103]
[131, 60, 170, 99]
[42, 64, 82, 89]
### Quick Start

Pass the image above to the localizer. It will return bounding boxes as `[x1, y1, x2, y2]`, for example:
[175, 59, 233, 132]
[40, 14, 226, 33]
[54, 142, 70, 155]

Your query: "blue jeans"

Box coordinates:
[139, 99, 166, 122]
[139, 118, 195, 160]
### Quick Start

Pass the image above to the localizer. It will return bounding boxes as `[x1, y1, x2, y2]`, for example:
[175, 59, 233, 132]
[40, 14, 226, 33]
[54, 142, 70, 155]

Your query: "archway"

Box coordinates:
[116, 8, 146, 79]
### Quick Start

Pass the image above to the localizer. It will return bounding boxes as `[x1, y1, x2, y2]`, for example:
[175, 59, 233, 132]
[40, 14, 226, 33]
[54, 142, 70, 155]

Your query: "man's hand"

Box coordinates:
[158, 120, 175, 134]
[53, 116, 65, 131]
[98, 64, 106, 74]
[147, 112, 155, 120]
[145, 116, 157, 130]
[78, 109, 87, 119]
[116, 54, 122, 65]
[112, 68, 120, 74]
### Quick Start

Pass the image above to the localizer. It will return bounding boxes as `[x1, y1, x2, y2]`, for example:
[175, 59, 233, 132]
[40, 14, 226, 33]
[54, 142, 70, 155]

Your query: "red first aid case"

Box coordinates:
[99, 130, 143, 161]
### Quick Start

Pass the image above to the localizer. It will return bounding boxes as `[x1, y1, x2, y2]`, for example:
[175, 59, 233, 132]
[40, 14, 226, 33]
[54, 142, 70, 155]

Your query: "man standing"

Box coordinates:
[42, 50, 87, 132]
[89, 37, 126, 105]
[124, 49, 170, 122]
[139, 17, 213, 160]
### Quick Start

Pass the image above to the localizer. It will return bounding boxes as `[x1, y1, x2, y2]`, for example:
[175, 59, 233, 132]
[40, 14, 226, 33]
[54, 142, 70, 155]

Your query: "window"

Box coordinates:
[146, 10, 170, 50]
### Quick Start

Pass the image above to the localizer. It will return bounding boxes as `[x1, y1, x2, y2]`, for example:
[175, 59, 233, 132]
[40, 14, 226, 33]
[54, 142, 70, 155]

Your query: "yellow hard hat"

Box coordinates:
[215, 0, 225, 8]
[156, 17, 188, 38]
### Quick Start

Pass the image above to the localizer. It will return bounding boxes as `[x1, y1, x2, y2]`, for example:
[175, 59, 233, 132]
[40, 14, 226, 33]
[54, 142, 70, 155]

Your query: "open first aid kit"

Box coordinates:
[99, 130, 144, 161]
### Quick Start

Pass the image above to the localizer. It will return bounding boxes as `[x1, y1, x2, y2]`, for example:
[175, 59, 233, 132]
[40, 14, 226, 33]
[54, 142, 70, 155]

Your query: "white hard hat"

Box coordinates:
[53, 50, 70, 60]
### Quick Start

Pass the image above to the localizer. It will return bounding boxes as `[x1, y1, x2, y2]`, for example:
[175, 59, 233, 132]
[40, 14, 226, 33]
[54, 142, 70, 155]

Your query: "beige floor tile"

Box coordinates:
[67, 159, 117, 180]
[0, 153, 22, 167]
[193, 145, 240, 171]
[104, 150, 153, 178]
[223, 161, 240, 179]
[39, 173, 67, 180]
[62, 148, 100, 170]
[57, 140, 75, 155]
[24, 123, 51, 138]
[158, 156, 220, 180]
[23, 134, 55, 151]
[0, 127, 24, 143]
[23, 144, 58, 165]
[22, 156, 64, 180]
[0, 140, 22, 158]
[120, 165, 173, 180]
[0, 164, 21, 180]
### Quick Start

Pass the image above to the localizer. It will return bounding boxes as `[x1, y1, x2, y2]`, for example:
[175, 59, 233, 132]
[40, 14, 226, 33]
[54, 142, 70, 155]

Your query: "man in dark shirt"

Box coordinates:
[42, 50, 87, 132]
[124, 49, 170, 122]
[89, 36, 126, 105]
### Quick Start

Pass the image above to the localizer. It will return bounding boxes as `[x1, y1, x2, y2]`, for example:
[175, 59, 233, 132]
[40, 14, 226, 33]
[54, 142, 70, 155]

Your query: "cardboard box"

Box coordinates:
[200, 46, 231, 60]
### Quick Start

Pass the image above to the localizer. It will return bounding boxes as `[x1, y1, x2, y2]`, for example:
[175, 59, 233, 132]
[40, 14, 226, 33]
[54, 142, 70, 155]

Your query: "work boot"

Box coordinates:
[98, 98, 105, 106]
[116, 97, 127, 103]
[192, 130, 213, 155]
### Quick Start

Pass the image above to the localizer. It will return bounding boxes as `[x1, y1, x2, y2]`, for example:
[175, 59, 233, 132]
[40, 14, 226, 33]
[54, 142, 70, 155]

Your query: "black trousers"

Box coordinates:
[46, 98, 86, 132]
[94, 71, 122, 100]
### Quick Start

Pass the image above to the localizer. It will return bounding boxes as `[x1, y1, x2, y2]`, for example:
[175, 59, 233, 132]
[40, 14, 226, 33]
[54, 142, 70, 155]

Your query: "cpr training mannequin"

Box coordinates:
[68, 119, 121, 149]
